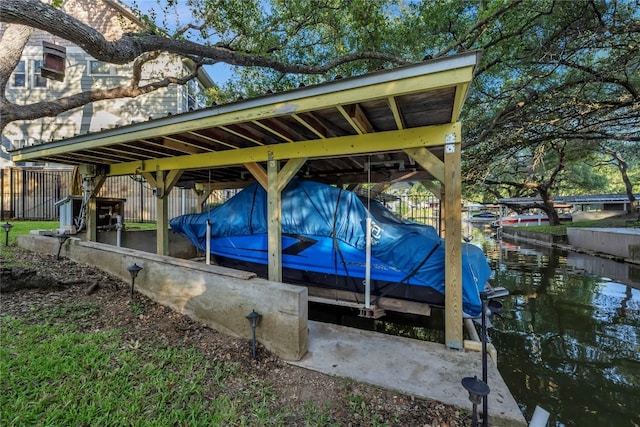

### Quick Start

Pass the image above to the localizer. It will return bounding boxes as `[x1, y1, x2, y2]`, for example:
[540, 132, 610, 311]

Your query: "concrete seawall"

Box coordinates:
[17, 234, 308, 361]
[502, 226, 640, 265]
[566, 227, 640, 262]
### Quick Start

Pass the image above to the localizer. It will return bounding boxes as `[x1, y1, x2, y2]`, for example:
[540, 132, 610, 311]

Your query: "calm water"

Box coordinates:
[309, 225, 640, 426]
[474, 227, 640, 426]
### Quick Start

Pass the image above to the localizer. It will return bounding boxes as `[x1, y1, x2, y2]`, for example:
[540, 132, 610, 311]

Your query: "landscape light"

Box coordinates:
[245, 309, 262, 359]
[54, 232, 70, 260]
[1, 222, 13, 246]
[461, 376, 490, 427]
[127, 263, 143, 301]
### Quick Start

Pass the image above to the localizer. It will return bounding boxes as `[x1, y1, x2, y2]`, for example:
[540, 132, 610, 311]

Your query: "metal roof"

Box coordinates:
[11, 51, 480, 188]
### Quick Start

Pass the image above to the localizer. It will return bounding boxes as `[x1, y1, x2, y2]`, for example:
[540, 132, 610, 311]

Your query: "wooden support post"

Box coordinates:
[264, 157, 306, 282]
[146, 169, 182, 256]
[156, 171, 169, 256]
[84, 174, 106, 242]
[444, 130, 463, 350]
[267, 154, 282, 282]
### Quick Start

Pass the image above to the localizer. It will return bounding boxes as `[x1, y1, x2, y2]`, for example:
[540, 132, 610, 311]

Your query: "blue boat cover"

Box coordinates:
[170, 179, 492, 316]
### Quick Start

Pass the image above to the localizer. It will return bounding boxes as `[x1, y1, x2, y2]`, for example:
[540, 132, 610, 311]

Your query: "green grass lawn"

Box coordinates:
[1, 220, 411, 426]
[505, 214, 640, 235]
[0, 314, 289, 426]
[0, 220, 157, 264]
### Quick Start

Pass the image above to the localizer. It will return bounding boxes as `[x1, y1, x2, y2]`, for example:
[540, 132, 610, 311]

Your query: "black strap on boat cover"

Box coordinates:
[248, 184, 259, 234]
[330, 187, 362, 299]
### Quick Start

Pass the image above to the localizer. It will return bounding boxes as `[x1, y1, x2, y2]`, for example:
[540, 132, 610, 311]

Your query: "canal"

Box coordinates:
[309, 225, 640, 426]
[477, 227, 640, 426]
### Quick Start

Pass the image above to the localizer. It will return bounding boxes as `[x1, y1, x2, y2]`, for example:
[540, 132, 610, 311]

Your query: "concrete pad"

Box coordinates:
[290, 321, 526, 427]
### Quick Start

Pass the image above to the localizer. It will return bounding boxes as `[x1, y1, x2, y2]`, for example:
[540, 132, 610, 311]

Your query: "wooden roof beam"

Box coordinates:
[109, 124, 460, 176]
[387, 96, 405, 130]
[186, 131, 240, 149]
[121, 142, 172, 157]
[291, 113, 327, 139]
[219, 125, 265, 146]
[252, 119, 295, 142]
[164, 135, 215, 152]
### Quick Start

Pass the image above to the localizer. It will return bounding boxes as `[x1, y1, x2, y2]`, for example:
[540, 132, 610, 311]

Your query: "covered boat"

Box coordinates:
[170, 179, 493, 316]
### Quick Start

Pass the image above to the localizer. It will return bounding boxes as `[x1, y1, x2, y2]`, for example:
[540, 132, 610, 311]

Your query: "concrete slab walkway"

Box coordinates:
[289, 321, 527, 427]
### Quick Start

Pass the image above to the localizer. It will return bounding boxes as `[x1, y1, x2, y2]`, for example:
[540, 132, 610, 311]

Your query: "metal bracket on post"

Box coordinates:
[358, 306, 385, 319]
[445, 133, 456, 153]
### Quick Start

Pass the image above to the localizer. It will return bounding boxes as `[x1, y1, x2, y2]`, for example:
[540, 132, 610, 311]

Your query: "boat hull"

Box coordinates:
[208, 233, 446, 306]
[170, 179, 493, 316]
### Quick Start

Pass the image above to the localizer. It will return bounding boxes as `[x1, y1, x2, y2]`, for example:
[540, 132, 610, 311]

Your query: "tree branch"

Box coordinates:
[0, 0, 410, 73]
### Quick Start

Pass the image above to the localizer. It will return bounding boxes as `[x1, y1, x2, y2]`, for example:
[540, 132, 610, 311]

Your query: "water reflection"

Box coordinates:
[475, 227, 640, 426]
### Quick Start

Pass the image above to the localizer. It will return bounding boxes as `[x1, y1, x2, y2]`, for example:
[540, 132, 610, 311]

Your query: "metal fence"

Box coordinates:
[1, 166, 440, 228]
[0, 167, 231, 223]
[380, 194, 441, 231]
[1, 167, 72, 220]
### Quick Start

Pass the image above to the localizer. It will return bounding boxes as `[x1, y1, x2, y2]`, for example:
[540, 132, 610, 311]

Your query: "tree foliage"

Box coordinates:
[1, 0, 638, 218]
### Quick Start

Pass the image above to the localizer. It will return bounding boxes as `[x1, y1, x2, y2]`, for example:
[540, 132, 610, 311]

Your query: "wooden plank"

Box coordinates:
[451, 82, 470, 123]
[421, 180, 442, 199]
[219, 125, 265, 146]
[244, 162, 268, 190]
[109, 125, 459, 176]
[444, 129, 463, 350]
[352, 104, 374, 133]
[140, 172, 157, 188]
[165, 169, 183, 191]
[464, 340, 498, 365]
[404, 147, 445, 183]
[291, 113, 327, 139]
[101, 145, 154, 159]
[337, 105, 364, 135]
[251, 119, 294, 142]
[164, 135, 215, 152]
[387, 96, 405, 130]
[186, 131, 240, 149]
[307, 286, 432, 316]
[161, 138, 201, 154]
[122, 142, 170, 157]
[277, 158, 307, 192]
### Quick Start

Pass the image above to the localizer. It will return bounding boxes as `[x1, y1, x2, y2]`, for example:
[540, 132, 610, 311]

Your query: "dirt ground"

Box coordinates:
[1, 247, 470, 426]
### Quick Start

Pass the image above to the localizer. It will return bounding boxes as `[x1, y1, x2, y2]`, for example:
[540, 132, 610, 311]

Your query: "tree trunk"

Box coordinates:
[615, 153, 637, 214]
[538, 187, 560, 226]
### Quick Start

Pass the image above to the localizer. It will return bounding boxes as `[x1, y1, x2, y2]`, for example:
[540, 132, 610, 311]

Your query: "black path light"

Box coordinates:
[480, 290, 508, 427]
[1, 222, 13, 246]
[245, 309, 262, 359]
[53, 232, 70, 260]
[461, 376, 490, 427]
[127, 263, 143, 301]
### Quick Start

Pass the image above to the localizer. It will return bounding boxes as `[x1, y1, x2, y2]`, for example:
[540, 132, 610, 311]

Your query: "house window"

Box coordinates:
[89, 60, 112, 75]
[187, 79, 206, 111]
[187, 80, 197, 111]
[33, 60, 47, 87]
[13, 61, 26, 87]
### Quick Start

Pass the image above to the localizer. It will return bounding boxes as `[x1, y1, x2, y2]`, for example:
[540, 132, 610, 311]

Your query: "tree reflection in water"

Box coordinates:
[478, 229, 640, 427]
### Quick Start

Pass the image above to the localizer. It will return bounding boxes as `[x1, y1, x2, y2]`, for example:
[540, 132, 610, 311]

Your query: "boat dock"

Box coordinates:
[290, 321, 527, 427]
